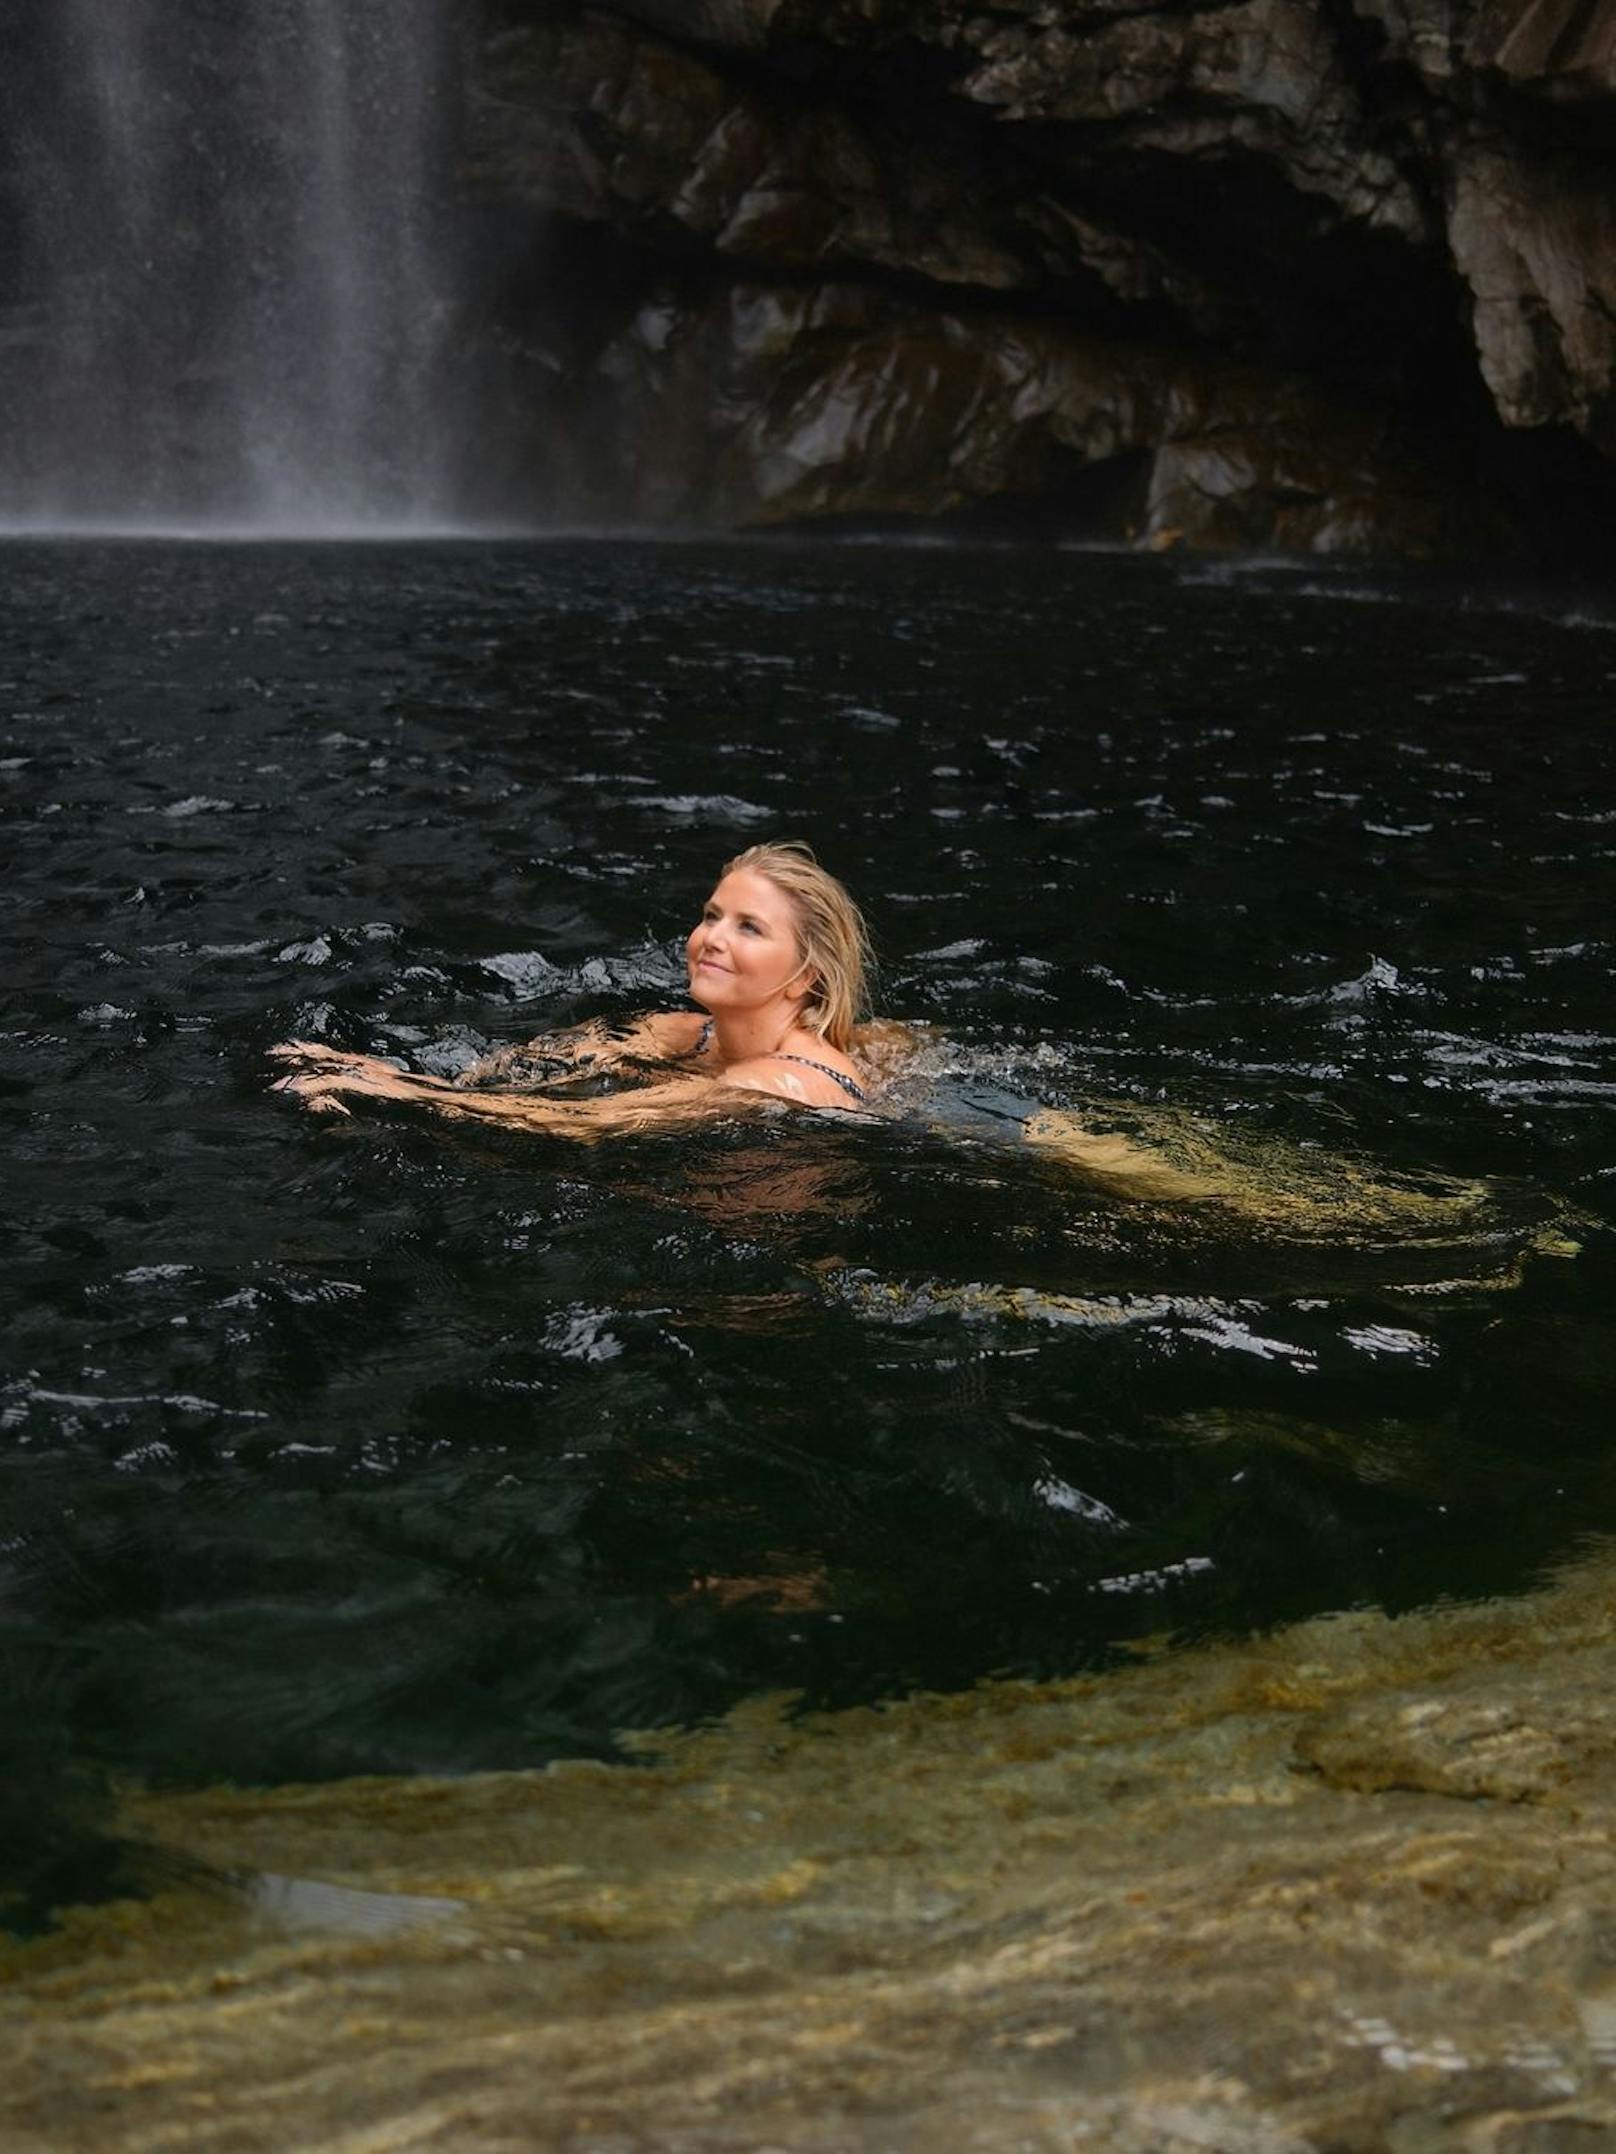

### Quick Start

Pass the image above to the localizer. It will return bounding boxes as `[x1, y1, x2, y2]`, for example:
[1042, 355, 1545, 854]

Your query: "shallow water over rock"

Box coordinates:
[9, 1552, 1616, 2148]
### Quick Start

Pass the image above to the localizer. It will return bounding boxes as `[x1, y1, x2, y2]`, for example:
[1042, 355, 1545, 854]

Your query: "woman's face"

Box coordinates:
[686, 869, 810, 1018]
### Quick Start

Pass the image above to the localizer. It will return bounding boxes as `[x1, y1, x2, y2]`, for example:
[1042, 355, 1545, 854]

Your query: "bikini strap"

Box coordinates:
[693, 1019, 865, 1103]
[767, 1052, 868, 1104]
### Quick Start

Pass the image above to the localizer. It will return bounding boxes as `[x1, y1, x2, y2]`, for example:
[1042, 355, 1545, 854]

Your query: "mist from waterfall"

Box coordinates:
[0, 0, 469, 534]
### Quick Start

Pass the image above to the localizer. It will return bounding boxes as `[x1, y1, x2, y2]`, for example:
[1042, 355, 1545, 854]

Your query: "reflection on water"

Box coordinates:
[1, 539, 1614, 1922]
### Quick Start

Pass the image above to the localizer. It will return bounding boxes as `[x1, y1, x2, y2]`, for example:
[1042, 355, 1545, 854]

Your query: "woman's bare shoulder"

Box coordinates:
[722, 1056, 849, 1109]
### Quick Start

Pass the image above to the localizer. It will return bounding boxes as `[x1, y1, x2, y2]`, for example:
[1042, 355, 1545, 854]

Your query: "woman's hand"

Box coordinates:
[268, 1040, 452, 1118]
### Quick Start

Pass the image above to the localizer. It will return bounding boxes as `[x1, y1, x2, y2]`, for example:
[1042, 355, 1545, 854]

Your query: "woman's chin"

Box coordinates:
[690, 967, 739, 1008]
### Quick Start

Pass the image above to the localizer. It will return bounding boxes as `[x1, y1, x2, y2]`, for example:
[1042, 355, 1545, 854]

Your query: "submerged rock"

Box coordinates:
[9, 1553, 1616, 2146]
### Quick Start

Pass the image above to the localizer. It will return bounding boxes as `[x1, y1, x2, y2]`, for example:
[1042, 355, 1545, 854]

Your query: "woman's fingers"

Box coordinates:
[273, 1059, 433, 1117]
[268, 1042, 437, 1089]
[267, 1039, 351, 1072]
[272, 1071, 355, 1115]
[268, 1042, 393, 1090]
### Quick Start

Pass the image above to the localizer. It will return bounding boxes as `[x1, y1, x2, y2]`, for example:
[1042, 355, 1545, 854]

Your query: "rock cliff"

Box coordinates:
[468, 0, 1616, 551]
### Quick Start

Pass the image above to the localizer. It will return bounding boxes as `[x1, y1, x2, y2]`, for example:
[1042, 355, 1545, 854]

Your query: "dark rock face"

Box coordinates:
[470, 0, 1616, 550]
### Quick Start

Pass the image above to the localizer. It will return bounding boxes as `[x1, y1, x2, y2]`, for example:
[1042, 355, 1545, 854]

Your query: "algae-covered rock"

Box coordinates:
[10, 1555, 1616, 2148]
[1299, 1646, 1616, 1803]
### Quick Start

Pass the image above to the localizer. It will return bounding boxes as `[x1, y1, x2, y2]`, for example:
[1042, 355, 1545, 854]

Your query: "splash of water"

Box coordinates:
[0, 0, 465, 533]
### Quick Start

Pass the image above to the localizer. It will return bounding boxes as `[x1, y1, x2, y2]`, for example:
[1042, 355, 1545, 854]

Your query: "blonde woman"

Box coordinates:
[271, 840, 1497, 1231]
[270, 842, 873, 1136]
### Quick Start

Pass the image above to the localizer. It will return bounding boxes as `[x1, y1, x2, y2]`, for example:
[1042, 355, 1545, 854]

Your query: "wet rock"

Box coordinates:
[10, 1556, 1616, 2148]
[1446, 142, 1616, 453]
[1467, 0, 1616, 98]
[1297, 1647, 1616, 1801]
[576, 277, 1491, 549]
[959, 0, 1428, 242]
[607, 0, 791, 51]
[472, 12, 1227, 316]
[467, 0, 1616, 549]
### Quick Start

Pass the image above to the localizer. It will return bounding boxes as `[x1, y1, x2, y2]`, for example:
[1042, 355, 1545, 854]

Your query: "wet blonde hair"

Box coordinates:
[723, 840, 871, 1054]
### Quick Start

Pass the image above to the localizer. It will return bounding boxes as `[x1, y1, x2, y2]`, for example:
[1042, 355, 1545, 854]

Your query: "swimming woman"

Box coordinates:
[270, 841, 873, 1137]
[270, 835, 1530, 1257]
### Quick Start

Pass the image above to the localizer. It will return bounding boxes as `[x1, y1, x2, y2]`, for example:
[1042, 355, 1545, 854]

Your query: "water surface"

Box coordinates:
[3, 538, 1612, 1820]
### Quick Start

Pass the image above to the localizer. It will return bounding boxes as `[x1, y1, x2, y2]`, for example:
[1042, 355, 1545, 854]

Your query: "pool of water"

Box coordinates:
[3, 537, 1613, 1849]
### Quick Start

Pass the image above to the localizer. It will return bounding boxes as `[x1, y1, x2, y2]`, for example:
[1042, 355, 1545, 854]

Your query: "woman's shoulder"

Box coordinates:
[747, 1030, 871, 1108]
[723, 1056, 857, 1109]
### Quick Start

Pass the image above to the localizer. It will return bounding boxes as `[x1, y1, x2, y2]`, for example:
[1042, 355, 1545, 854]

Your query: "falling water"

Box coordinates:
[0, 0, 466, 533]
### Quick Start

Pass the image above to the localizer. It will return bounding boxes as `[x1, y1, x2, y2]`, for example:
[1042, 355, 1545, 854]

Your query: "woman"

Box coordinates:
[272, 842, 1501, 1229]
[270, 842, 874, 1137]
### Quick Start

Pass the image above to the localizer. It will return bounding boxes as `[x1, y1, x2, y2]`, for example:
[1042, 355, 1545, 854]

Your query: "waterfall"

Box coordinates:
[0, 0, 467, 533]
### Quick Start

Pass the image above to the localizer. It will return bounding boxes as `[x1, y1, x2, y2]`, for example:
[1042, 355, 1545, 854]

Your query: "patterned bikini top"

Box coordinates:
[693, 1020, 868, 1106]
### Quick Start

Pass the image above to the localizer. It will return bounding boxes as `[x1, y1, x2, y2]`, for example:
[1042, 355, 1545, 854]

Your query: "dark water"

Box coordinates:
[3, 539, 1613, 1824]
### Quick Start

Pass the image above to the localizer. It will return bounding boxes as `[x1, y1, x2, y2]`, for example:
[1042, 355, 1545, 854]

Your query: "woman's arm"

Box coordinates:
[459, 1012, 702, 1087]
[268, 1040, 775, 1142]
